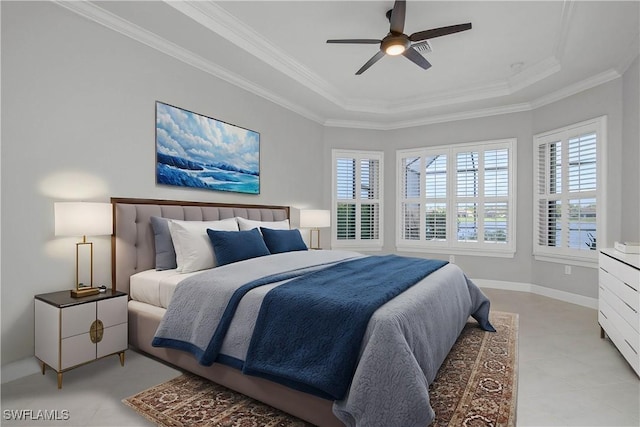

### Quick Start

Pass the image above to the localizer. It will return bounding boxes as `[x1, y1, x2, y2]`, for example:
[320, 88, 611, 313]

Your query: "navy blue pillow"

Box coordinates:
[206, 228, 270, 266]
[150, 216, 177, 270]
[260, 228, 308, 254]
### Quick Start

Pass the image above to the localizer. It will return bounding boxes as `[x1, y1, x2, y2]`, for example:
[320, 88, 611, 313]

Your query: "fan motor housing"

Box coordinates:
[381, 34, 410, 55]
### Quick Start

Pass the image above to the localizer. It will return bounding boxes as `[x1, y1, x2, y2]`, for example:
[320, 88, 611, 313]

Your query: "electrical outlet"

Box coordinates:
[449, 255, 455, 263]
[564, 265, 572, 275]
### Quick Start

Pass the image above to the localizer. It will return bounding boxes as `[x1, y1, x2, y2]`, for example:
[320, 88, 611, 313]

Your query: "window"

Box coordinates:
[533, 116, 607, 266]
[332, 150, 383, 250]
[397, 139, 516, 257]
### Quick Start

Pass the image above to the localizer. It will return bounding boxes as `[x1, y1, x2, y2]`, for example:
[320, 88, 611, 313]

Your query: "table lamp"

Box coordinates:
[299, 209, 331, 250]
[54, 202, 112, 297]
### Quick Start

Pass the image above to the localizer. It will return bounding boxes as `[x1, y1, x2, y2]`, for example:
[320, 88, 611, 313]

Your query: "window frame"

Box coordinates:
[331, 149, 384, 251]
[396, 138, 517, 258]
[533, 116, 607, 268]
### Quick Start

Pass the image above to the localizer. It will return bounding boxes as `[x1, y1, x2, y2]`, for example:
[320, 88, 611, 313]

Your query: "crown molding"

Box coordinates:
[326, 67, 623, 130]
[52, 0, 325, 124]
[324, 102, 532, 130]
[163, 1, 346, 109]
[162, 0, 576, 116]
[615, 39, 640, 76]
[53, 0, 628, 131]
[508, 56, 562, 93]
[530, 68, 621, 110]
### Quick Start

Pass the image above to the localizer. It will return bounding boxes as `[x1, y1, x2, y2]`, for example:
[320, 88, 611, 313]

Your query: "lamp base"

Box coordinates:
[308, 228, 321, 250]
[70, 288, 100, 298]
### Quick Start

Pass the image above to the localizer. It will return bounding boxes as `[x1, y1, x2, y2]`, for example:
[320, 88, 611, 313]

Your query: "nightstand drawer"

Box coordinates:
[61, 333, 95, 370]
[61, 303, 96, 338]
[98, 323, 128, 358]
[98, 296, 127, 328]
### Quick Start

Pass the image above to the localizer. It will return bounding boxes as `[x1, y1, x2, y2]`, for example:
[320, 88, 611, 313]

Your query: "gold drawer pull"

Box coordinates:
[90, 319, 104, 344]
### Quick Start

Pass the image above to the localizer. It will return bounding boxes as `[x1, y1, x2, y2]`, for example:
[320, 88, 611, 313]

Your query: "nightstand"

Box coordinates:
[34, 289, 128, 388]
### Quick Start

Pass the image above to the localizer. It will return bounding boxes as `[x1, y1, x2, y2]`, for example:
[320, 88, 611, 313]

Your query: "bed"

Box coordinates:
[112, 197, 494, 427]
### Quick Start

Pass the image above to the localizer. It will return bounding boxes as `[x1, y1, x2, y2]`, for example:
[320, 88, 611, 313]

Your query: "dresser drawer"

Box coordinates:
[600, 253, 640, 291]
[599, 298, 639, 354]
[600, 268, 639, 313]
[600, 275, 639, 333]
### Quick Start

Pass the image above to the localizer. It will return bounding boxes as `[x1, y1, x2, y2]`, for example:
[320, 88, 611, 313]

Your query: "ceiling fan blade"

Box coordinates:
[409, 23, 472, 42]
[356, 50, 386, 75]
[327, 39, 381, 44]
[402, 46, 432, 70]
[389, 0, 406, 34]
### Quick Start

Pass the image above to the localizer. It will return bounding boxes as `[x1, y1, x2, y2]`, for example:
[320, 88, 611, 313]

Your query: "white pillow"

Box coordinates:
[168, 218, 239, 273]
[236, 217, 290, 231]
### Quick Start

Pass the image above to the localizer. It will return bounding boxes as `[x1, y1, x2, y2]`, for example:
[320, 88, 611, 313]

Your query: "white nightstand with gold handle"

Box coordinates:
[34, 290, 128, 388]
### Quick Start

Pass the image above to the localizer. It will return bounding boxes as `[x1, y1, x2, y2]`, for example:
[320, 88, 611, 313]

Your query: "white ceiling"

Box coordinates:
[65, 1, 639, 129]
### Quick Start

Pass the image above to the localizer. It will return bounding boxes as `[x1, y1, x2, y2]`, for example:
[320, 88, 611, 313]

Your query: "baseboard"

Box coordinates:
[473, 278, 598, 309]
[1, 356, 41, 384]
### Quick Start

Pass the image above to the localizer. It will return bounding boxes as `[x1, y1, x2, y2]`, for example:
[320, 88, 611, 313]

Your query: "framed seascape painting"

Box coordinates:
[155, 101, 260, 194]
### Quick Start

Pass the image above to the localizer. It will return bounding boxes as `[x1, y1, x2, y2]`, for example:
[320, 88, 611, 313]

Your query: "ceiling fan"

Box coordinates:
[327, 0, 471, 75]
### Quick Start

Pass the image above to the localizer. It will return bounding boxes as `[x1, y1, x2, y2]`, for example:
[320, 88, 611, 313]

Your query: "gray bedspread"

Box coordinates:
[153, 250, 493, 427]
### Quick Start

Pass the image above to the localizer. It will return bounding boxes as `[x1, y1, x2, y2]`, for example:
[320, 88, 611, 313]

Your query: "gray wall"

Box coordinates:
[324, 76, 635, 300]
[621, 56, 640, 243]
[531, 78, 625, 296]
[1, 2, 325, 365]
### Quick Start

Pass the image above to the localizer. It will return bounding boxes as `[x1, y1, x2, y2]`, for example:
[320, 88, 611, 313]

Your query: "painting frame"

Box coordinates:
[155, 101, 260, 195]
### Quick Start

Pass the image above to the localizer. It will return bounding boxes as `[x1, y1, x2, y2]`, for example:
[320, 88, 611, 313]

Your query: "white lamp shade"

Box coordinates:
[299, 209, 331, 228]
[55, 202, 112, 237]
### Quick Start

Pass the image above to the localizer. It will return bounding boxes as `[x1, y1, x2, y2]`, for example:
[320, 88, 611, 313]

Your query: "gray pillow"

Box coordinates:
[150, 216, 177, 270]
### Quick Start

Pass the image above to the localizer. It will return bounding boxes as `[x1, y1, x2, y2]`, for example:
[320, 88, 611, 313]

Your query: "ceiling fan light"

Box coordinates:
[381, 35, 410, 56]
[385, 43, 406, 55]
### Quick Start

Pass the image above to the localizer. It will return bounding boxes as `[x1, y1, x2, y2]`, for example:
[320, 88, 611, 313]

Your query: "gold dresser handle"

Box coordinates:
[90, 319, 104, 344]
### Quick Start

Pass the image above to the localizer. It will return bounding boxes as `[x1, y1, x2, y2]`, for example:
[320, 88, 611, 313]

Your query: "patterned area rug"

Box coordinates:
[429, 310, 518, 427]
[123, 311, 517, 427]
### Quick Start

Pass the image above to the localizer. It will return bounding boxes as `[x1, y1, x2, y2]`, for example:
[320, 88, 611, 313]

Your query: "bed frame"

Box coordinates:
[111, 197, 343, 427]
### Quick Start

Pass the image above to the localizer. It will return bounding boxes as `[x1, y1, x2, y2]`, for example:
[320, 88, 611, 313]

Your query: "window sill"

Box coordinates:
[533, 253, 598, 268]
[396, 245, 515, 258]
[332, 242, 383, 252]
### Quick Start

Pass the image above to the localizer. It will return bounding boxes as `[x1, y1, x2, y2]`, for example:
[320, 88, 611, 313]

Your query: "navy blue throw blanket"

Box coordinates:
[242, 255, 448, 400]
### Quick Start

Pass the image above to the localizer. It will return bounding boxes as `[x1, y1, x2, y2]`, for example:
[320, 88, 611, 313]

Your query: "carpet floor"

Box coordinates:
[123, 311, 518, 427]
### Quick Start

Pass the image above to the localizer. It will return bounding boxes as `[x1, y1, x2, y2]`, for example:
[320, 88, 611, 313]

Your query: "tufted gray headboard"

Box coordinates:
[111, 197, 290, 294]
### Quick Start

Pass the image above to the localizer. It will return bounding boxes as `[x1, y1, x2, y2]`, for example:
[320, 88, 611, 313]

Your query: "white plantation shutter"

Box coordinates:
[397, 139, 514, 256]
[360, 159, 380, 240]
[336, 157, 356, 240]
[483, 148, 509, 243]
[453, 144, 512, 247]
[333, 150, 383, 249]
[534, 116, 606, 265]
[400, 156, 421, 240]
[425, 155, 447, 241]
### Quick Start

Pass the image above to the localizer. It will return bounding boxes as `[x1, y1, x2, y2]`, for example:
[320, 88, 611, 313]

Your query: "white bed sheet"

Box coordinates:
[130, 269, 200, 308]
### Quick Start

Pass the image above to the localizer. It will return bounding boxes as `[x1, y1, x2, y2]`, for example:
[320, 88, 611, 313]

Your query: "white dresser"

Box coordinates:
[34, 290, 128, 388]
[598, 249, 640, 376]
